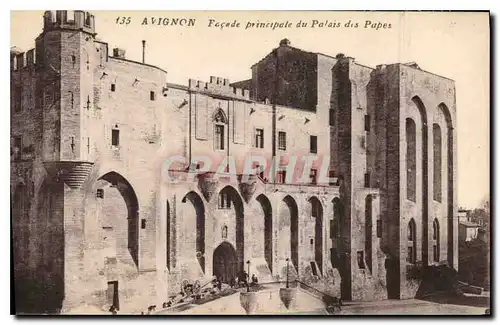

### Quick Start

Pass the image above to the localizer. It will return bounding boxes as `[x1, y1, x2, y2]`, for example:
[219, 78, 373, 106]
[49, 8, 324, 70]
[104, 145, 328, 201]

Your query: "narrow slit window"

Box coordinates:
[111, 129, 120, 146]
[310, 135, 317, 154]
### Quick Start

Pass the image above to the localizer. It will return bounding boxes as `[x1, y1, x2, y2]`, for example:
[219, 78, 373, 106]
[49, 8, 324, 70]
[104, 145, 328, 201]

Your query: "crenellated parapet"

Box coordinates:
[188, 76, 250, 100]
[43, 10, 95, 35]
[11, 48, 36, 71]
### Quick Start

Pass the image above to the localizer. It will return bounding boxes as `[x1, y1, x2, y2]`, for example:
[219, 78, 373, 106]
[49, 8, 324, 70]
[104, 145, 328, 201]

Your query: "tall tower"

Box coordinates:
[35, 10, 97, 312]
[37, 10, 96, 175]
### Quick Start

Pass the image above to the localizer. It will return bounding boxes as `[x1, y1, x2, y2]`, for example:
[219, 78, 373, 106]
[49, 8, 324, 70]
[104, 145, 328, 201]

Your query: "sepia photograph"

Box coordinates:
[9, 9, 490, 316]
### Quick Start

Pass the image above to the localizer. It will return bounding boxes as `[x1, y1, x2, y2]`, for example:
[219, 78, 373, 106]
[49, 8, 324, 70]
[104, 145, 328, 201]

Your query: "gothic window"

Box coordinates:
[213, 109, 227, 151]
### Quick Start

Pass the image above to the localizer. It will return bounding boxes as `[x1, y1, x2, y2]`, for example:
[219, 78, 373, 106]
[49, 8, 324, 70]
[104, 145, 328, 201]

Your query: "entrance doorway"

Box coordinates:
[107, 281, 119, 310]
[213, 242, 237, 284]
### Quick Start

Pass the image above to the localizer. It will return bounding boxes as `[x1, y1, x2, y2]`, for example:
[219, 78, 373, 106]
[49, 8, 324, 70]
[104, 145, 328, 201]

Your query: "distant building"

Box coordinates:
[458, 209, 480, 242]
[11, 11, 458, 314]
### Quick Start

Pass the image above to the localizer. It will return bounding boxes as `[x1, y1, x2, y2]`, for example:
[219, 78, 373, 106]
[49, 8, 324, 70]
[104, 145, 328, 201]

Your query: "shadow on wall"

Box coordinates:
[13, 181, 65, 314]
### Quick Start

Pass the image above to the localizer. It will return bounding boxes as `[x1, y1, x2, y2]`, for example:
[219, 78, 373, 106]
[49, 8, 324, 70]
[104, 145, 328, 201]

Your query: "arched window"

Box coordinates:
[406, 118, 417, 202]
[433, 219, 440, 262]
[213, 109, 227, 150]
[433, 124, 442, 202]
[407, 219, 416, 264]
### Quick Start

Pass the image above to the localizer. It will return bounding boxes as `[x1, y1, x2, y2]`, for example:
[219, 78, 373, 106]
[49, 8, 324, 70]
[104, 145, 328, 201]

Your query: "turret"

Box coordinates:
[37, 10, 97, 188]
[43, 10, 96, 35]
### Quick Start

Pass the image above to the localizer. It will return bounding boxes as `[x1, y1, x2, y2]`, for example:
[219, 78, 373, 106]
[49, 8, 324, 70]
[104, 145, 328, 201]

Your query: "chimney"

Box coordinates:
[112, 48, 126, 59]
[142, 40, 146, 64]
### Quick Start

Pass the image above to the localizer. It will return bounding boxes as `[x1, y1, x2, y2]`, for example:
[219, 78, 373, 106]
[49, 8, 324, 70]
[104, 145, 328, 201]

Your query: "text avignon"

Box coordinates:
[141, 17, 196, 26]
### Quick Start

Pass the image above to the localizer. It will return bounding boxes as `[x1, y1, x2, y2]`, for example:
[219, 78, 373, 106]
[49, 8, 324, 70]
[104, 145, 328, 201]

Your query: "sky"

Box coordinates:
[10, 10, 490, 209]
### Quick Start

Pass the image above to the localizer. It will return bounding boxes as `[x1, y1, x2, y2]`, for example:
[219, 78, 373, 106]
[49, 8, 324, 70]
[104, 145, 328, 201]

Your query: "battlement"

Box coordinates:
[11, 48, 36, 71]
[188, 76, 250, 100]
[43, 10, 96, 35]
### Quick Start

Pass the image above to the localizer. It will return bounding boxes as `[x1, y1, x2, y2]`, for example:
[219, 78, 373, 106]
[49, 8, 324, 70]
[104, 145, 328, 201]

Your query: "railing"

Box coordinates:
[296, 280, 338, 302]
[155, 279, 340, 314]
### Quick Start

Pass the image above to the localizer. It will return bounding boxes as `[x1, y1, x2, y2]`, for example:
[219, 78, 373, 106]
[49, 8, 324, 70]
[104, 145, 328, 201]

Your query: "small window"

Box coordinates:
[376, 219, 382, 238]
[96, 189, 104, 199]
[255, 128, 264, 148]
[150, 91, 156, 101]
[310, 238, 314, 245]
[218, 192, 231, 209]
[141, 219, 147, 229]
[310, 168, 317, 185]
[276, 170, 286, 184]
[357, 251, 365, 269]
[310, 135, 317, 154]
[310, 261, 319, 276]
[111, 84, 116, 92]
[365, 114, 371, 132]
[329, 109, 335, 126]
[364, 172, 370, 188]
[111, 129, 120, 146]
[215, 124, 224, 150]
[278, 131, 286, 150]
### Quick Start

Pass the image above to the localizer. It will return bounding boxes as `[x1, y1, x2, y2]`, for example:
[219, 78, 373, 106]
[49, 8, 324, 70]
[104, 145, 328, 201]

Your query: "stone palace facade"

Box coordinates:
[11, 10, 458, 314]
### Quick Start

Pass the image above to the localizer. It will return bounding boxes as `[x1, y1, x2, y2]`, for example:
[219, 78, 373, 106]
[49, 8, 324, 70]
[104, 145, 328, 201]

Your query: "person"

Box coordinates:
[251, 274, 258, 285]
[230, 277, 236, 288]
[212, 276, 218, 289]
[217, 276, 222, 291]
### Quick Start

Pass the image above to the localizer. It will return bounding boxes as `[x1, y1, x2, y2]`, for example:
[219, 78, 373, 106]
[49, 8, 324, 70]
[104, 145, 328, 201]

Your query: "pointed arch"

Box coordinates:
[410, 96, 429, 265]
[98, 171, 140, 267]
[282, 195, 299, 270]
[212, 107, 228, 124]
[437, 102, 454, 266]
[181, 191, 206, 272]
[256, 194, 273, 272]
[218, 185, 245, 271]
[213, 108, 228, 151]
[308, 196, 323, 274]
